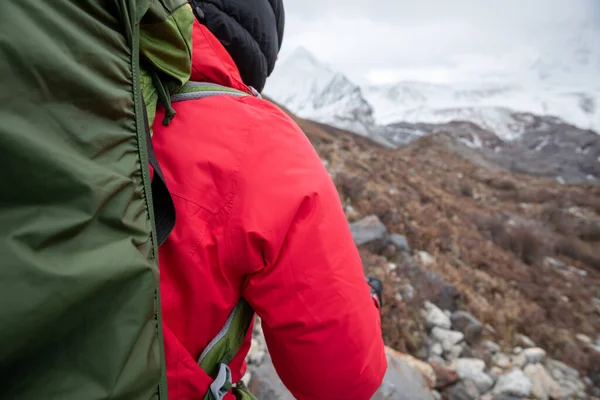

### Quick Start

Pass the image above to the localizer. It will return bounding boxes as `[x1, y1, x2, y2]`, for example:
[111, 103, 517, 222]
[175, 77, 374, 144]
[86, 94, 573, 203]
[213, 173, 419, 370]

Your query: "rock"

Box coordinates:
[430, 342, 443, 357]
[430, 362, 459, 389]
[449, 358, 495, 394]
[483, 340, 501, 355]
[349, 215, 389, 252]
[485, 324, 497, 335]
[522, 347, 546, 364]
[524, 363, 562, 400]
[545, 359, 587, 400]
[391, 351, 437, 389]
[388, 233, 410, 253]
[513, 346, 523, 355]
[439, 283, 461, 312]
[428, 355, 446, 365]
[546, 359, 580, 380]
[424, 301, 452, 330]
[543, 257, 568, 271]
[445, 344, 465, 361]
[447, 379, 480, 400]
[491, 396, 521, 400]
[431, 327, 465, 351]
[451, 311, 483, 344]
[460, 345, 474, 359]
[576, 333, 592, 345]
[401, 283, 415, 302]
[344, 204, 360, 221]
[511, 353, 527, 369]
[492, 369, 533, 398]
[418, 251, 435, 266]
[431, 390, 442, 400]
[492, 353, 512, 369]
[515, 334, 536, 348]
[248, 338, 267, 365]
[490, 366, 504, 378]
[372, 347, 435, 400]
[247, 354, 296, 400]
[241, 370, 251, 387]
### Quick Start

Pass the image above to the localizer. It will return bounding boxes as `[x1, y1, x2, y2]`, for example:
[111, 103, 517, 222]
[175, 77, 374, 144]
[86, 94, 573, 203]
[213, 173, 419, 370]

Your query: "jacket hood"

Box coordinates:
[188, 0, 284, 92]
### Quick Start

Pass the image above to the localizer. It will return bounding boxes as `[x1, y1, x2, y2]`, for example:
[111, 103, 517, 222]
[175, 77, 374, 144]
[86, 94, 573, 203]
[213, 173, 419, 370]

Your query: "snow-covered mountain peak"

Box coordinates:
[281, 46, 324, 70]
[265, 47, 375, 135]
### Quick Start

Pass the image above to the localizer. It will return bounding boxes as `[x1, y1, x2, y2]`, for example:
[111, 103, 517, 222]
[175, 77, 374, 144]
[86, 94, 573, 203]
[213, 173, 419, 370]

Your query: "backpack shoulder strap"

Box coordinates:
[170, 81, 261, 399]
[198, 298, 256, 400]
[171, 81, 259, 103]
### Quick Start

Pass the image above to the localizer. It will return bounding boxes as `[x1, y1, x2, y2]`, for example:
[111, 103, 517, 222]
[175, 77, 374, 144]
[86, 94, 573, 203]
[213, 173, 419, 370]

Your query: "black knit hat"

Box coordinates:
[189, 0, 285, 92]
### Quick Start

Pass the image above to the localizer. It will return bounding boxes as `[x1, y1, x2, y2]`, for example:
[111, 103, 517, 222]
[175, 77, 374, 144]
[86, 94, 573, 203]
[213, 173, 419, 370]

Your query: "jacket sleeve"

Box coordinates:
[227, 100, 387, 400]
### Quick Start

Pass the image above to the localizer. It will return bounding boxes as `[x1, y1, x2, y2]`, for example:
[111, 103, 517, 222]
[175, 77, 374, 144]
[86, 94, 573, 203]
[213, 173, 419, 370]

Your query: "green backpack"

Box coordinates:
[0, 0, 192, 398]
[1, 1, 263, 397]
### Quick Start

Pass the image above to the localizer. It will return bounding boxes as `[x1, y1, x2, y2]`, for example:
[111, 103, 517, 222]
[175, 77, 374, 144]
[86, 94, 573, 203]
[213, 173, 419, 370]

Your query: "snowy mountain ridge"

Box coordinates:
[264, 46, 600, 142]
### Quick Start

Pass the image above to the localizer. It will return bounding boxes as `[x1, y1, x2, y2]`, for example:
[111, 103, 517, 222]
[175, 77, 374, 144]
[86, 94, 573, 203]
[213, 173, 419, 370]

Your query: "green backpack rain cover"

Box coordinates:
[0, 0, 192, 398]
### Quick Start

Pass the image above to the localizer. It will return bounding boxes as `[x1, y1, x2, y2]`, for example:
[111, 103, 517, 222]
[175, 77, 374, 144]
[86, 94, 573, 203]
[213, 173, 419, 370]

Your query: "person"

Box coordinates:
[150, 0, 387, 399]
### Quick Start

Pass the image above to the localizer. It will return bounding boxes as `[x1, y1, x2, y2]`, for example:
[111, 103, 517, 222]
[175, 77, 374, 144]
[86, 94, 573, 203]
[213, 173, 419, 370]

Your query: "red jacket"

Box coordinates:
[152, 20, 387, 400]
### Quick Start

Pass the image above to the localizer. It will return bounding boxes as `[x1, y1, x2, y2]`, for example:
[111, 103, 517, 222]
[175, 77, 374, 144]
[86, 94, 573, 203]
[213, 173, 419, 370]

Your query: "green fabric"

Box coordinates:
[140, 1, 193, 128]
[0, 0, 167, 399]
[232, 384, 260, 400]
[201, 299, 255, 400]
[177, 84, 245, 95]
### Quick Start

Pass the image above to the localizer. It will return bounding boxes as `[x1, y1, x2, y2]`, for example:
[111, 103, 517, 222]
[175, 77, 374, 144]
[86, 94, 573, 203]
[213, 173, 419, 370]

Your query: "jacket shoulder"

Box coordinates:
[152, 95, 313, 216]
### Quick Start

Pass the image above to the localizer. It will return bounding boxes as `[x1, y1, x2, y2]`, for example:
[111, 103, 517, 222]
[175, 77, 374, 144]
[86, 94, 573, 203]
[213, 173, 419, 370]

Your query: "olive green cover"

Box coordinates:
[0, 0, 190, 398]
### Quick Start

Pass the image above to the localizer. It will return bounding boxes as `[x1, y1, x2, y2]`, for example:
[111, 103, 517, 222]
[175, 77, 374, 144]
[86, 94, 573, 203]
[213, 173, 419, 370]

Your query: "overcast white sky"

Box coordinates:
[278, 0, 600, 85]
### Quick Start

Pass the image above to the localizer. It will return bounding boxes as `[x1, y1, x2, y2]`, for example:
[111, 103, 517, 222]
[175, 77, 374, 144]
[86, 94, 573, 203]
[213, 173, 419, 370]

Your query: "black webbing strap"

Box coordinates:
[141, 100, 176, 247]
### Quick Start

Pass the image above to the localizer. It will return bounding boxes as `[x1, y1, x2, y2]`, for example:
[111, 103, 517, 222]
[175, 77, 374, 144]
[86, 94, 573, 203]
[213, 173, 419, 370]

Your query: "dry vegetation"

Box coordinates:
[286, 110, 600, 379]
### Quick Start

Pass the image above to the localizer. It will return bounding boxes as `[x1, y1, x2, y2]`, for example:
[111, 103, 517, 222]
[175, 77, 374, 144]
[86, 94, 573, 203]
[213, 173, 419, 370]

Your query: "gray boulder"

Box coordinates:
[445, 344, 466, 361]
[492, 353, 512, 369]
[449, 358, 495, 394]
[522, 347, 546, 364]
[515, 334, 536, 348]
[451, 311, 483, 344]
[388, 233, 411, 253]
[492, 369, 533, 398]
[349, 215, 389, 252]
[431, 327, 465, 351]
[523, 363, 562, 400]
[439, 283, 461, 312]
[425, 301, 452, 330]
[483, 340, 501, 355]
[447, 379, 480, 400]
[247, 354, 296, 400]
[372, 348, 435, 400]
[545, 359, 587, 399]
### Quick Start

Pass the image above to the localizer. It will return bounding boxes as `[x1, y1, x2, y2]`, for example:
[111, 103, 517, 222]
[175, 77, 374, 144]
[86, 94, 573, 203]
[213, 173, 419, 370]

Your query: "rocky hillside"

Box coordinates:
[377, 117, 600, 184]
[246, 105, 600, 398]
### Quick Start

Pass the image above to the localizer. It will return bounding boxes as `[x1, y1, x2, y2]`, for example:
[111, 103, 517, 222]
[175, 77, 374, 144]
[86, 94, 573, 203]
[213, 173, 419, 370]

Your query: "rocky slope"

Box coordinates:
[246, 106, 600, 398]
